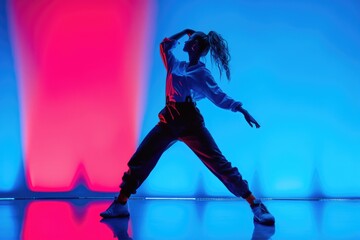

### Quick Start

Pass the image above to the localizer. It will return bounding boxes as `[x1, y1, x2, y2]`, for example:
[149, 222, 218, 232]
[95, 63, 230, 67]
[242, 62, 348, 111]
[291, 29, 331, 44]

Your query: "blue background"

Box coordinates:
[138, 0, 360, 198]
[0, 0, 26, 195]
[1, 0, 359, 198]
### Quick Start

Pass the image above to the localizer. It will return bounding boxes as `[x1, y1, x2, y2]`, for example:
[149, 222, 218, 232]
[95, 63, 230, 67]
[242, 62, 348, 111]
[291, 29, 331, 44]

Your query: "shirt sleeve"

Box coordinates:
[196, 69, 242, 112]
[160, 38, 179, 71]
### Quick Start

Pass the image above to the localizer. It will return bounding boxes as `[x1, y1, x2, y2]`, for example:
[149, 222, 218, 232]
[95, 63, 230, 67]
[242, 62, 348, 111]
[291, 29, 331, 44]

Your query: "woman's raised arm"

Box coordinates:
[168, 29, 195, 40]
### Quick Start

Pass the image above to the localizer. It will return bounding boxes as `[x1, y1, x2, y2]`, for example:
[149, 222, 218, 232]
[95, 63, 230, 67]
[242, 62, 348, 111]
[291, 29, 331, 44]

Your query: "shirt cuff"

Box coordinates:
[231, 102, 243, 112]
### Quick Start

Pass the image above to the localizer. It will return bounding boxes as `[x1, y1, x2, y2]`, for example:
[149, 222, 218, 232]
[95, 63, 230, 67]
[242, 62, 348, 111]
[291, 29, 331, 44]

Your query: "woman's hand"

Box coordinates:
[185, 29, 195, 36]
[236, 106, 261, 128]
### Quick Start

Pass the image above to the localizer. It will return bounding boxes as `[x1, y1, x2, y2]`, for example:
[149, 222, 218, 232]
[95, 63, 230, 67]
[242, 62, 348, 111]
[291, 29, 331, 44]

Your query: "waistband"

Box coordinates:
[166, 96, 195, 106]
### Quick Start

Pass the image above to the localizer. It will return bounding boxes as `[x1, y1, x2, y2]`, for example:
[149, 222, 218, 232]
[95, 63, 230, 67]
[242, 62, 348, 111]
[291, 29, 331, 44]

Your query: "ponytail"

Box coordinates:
[207, 31, 231, 80]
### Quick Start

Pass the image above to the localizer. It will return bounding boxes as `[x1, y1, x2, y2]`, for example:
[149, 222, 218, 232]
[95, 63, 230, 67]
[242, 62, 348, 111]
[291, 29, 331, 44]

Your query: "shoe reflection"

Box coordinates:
[100, 217, 132, 240]
[252, 222, 275, 240]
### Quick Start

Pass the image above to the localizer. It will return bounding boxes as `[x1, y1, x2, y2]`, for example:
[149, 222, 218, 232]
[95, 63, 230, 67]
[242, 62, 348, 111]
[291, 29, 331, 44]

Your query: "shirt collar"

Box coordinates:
[186, 61, 205, 70]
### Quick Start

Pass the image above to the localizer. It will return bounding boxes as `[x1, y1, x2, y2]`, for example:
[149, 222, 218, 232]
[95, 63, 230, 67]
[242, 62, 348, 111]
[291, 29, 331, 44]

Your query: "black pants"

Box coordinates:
[120, 102, 251, 198]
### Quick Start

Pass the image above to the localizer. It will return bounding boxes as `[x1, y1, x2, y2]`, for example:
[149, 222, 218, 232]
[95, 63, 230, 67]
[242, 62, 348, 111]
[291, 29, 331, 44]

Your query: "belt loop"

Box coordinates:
[185, 96, 192, 103]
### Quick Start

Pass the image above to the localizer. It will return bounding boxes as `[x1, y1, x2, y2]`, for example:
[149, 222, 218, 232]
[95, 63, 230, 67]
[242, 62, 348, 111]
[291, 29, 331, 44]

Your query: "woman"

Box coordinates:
[100, 29, 275, 226]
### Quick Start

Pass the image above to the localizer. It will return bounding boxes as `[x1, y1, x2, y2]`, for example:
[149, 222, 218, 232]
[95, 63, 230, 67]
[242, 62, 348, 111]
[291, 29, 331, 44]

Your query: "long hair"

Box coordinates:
[196, 31, 231, 80]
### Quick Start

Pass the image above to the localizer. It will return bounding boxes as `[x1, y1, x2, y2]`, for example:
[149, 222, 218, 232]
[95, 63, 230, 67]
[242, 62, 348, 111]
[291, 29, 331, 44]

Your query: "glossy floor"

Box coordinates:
[1, 198, 359, 239]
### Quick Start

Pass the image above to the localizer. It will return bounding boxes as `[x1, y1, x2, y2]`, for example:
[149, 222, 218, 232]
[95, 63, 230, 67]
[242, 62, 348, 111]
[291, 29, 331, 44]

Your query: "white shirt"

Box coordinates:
[160, 38, 242, 112]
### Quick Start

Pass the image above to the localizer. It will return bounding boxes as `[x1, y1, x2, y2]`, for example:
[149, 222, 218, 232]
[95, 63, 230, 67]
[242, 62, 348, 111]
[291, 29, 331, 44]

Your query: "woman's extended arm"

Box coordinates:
[168, 29, 195, 41]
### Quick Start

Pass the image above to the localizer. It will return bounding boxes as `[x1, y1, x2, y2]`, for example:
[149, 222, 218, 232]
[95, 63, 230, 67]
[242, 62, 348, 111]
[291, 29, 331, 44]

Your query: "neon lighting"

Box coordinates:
[145, 197, 197, 200]
[9, 0, 154, 191]
[2, 0, 358, 198]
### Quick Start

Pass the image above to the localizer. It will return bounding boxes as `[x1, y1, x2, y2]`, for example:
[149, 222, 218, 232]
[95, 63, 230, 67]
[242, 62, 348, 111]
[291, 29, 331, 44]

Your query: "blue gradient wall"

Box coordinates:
[138, 0, 360, 198]
[0, 0, 24, 193]
[0, 0, 359, 198]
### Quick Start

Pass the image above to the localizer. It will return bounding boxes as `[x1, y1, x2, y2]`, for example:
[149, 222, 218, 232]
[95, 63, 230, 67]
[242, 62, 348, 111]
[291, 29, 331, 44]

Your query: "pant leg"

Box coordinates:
[120, 123, 176, 197]
[180, 125, 251, 198]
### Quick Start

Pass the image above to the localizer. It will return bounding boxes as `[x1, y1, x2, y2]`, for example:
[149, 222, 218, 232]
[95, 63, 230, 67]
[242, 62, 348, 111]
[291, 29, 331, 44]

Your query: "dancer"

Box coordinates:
[100, 29, 275, 225]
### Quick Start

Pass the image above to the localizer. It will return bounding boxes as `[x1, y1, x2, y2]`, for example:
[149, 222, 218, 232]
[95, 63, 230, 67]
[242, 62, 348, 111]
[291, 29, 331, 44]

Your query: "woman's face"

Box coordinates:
[183, 33, 200, 53]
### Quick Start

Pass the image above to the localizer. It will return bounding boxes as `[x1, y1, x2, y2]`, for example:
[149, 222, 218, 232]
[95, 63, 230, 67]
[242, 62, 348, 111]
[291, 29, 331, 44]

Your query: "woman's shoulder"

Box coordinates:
[198, 63, 213, 77]
[160, 38, 178, 47]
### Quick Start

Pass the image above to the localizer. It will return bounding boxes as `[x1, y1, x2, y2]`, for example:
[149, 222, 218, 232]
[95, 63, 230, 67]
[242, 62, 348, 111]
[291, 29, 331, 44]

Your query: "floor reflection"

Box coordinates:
[0, 203, 18, 240]
[0, 200, 26, 240]
[21, 200, 119, 239]
[1, 198, 359, 239]
[101, 218, 133, 240]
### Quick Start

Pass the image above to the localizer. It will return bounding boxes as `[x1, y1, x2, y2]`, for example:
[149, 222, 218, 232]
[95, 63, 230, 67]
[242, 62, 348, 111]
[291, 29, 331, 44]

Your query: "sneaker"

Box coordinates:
[251, 199, 275, 226]
[100, 200, 130, 218]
